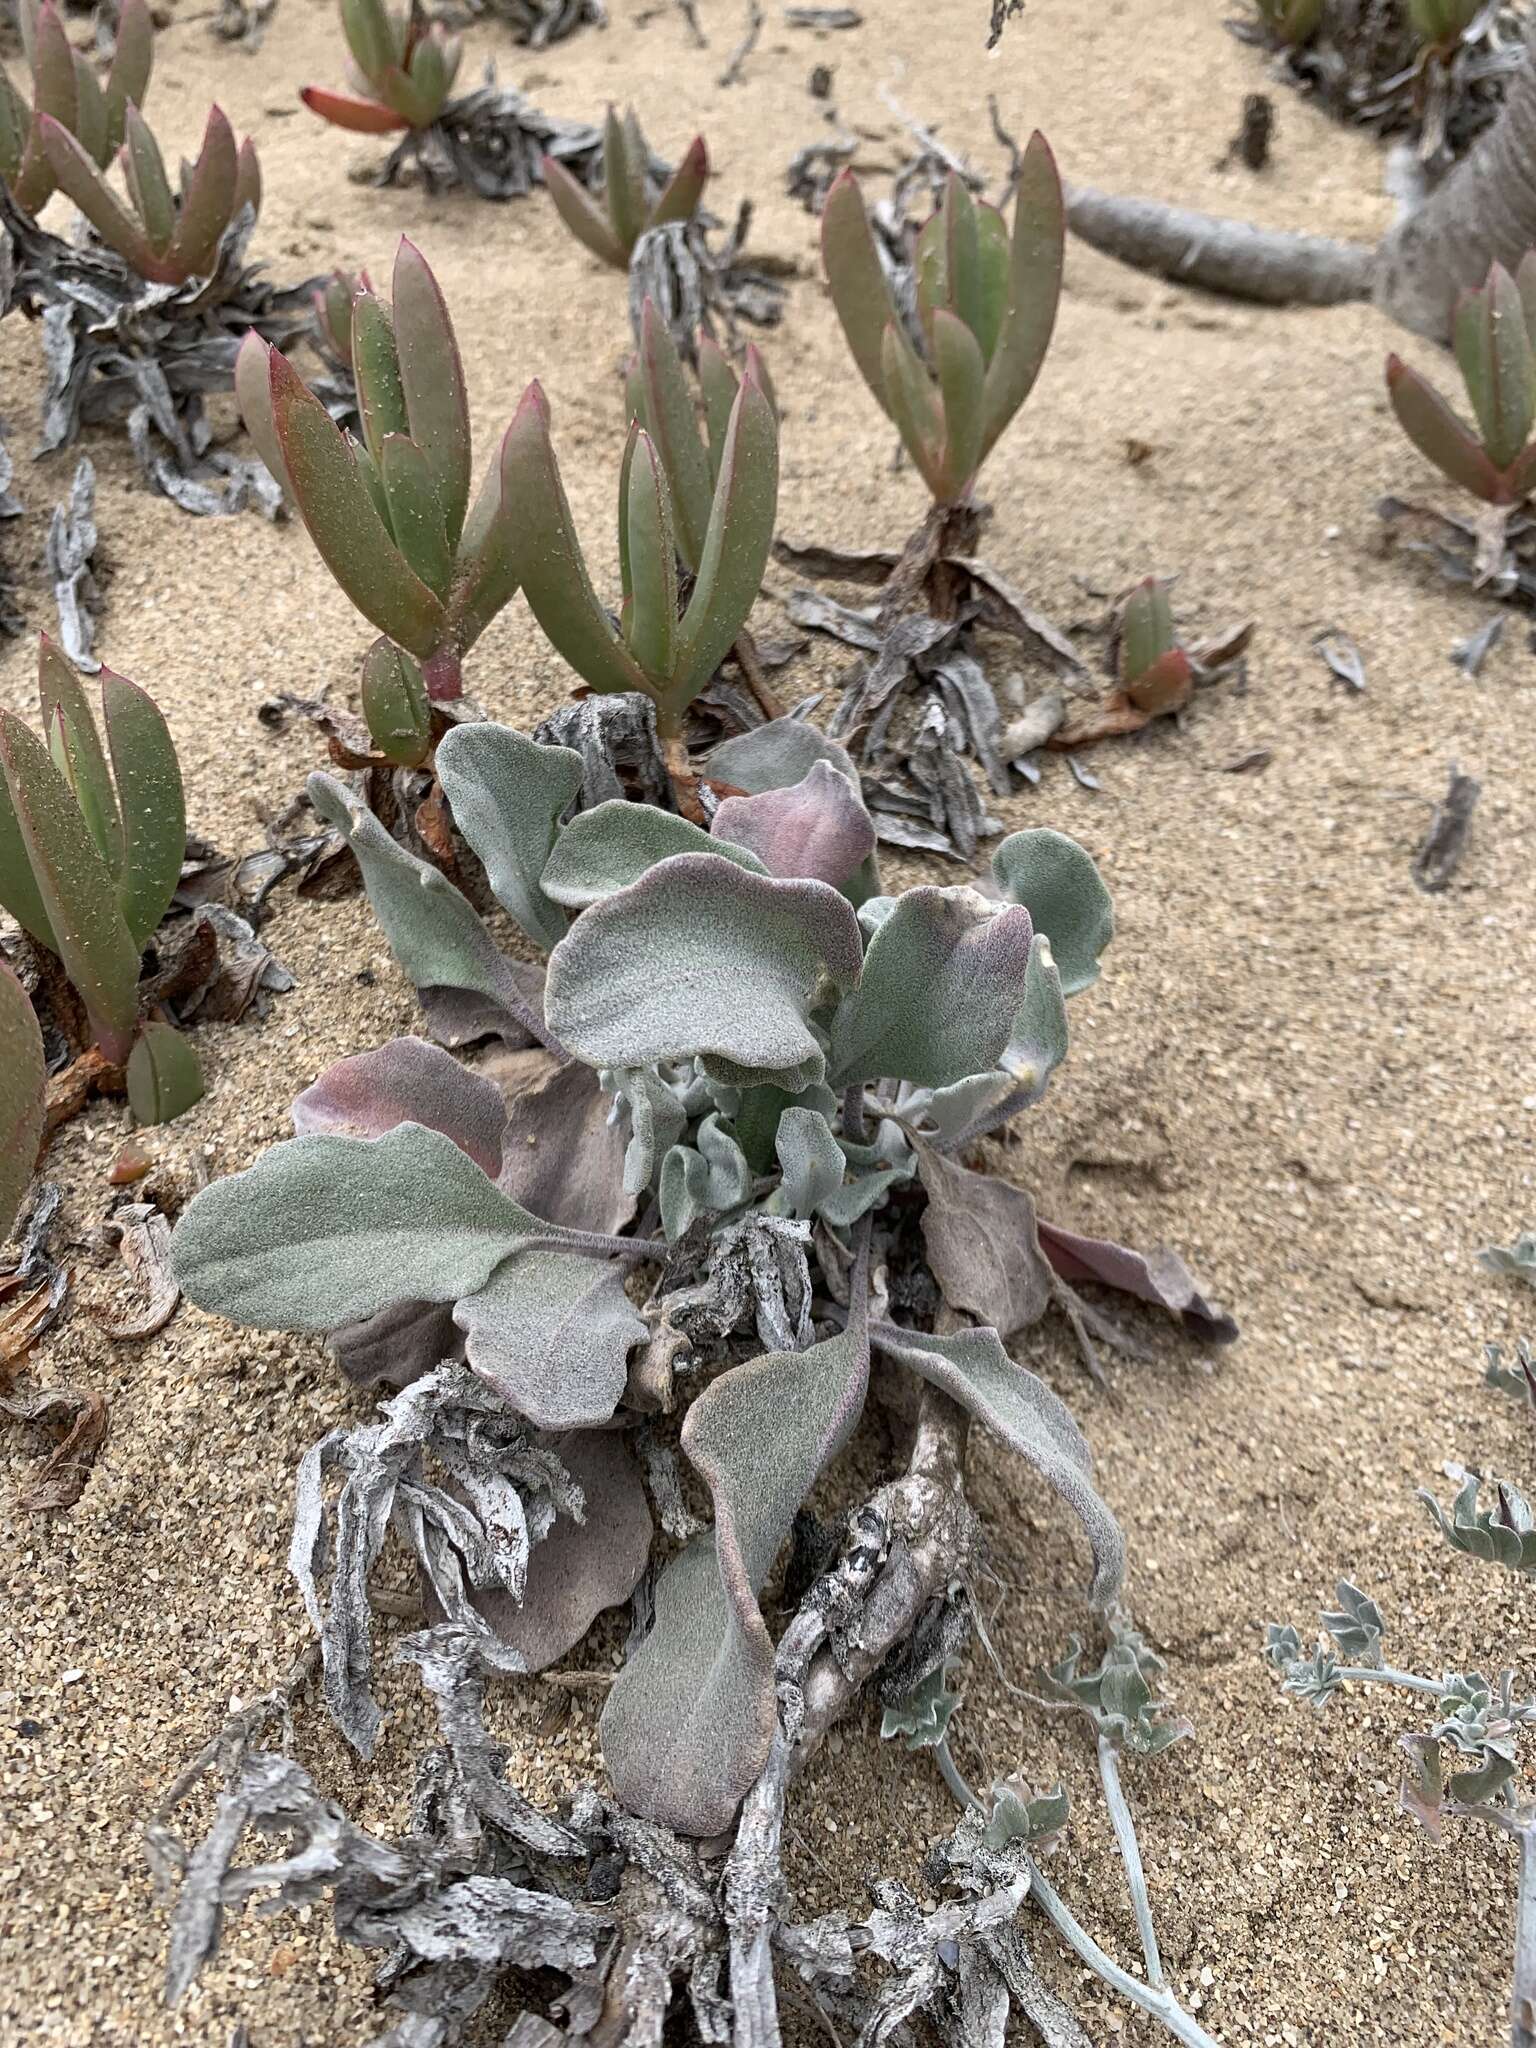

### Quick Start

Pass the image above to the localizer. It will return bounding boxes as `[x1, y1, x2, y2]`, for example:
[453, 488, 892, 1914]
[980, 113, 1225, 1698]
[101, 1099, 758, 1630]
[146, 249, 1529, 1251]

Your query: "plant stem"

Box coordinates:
[1336, 1664, 1445, 1697]
[935, 1735, 983, 1813]
[1098, 1736, 1163, 1990]
[1026, 1859, 1221, 2048]
[1513, 1823, 1536, 2048]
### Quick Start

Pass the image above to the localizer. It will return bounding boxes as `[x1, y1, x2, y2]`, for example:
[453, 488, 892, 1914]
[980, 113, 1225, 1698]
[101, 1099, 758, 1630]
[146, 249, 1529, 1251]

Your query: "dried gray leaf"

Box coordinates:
[46, 455, 99, 671]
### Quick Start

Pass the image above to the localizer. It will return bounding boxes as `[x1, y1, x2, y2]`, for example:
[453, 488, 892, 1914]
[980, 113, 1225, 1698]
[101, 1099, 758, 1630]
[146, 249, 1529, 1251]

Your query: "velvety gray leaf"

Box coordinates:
[601, 1322, 870, 1836]
[991, 829, 1113, 997]
[418, 964, 547, 1052]
[330, 1298, 462, 1390]
[540, 799, 765, 909]
[1479, 1232, 1536, 1288]
[293, 1036, 508, 1179]
[435, 723, 584, 952]
[1002, 933, 1068, 1106]
[659, 1114, 754, 1242]
[1036, 1219, 1238, 1344]
[915, 1142, 1053, 1340]
[775, 1105, 844, 1221]
[455, 1247, 645, 1429]
[461, 1432, 653, 1671]
[613, 1065, 689, 1194]
[829, 888, 1034, 1090]
[711, 760, 875, 892]
[893, 1072, 1017, 1145]
[171, 1123, 561, 1333]
[481, 1047, 637, 1236]
[870, 1320, 1123, 1606]
[308, 772, 530, 1015]
[546, 853, 863, 1094]
[705, 716, 860, 794]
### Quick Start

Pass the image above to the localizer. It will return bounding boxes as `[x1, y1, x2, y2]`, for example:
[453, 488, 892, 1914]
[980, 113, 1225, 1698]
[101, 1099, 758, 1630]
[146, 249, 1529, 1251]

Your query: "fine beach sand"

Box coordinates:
[2, 0, 1534, 2041]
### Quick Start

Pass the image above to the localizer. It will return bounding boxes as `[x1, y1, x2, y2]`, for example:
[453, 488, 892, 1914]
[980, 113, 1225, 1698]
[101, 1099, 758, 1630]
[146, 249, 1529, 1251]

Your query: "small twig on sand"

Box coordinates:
[719, 0, 764, 84]
[1412, 763, 1481, 892]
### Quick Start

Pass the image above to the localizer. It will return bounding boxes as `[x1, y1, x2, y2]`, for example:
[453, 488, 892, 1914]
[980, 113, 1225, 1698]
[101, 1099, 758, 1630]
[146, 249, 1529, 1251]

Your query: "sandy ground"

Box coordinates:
[2, 0, 1534, 2042]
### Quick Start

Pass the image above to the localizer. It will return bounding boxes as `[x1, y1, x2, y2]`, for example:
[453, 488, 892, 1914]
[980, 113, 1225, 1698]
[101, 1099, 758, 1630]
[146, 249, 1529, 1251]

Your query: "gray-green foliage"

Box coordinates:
[169, 712, 1125, 1839]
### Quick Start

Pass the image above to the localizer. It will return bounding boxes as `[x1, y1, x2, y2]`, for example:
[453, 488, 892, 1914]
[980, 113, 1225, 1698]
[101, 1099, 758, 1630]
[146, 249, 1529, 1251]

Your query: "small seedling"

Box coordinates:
[821, 137, 1063, 506]
[0, 0, 153, 216]
[302, 0, 462, 135]
[1387, 259, 1536, 507]
[543, 107, 707, 270]
[0, 638, 202, 1121]
[0, 960, 46, 1242]
[1408, 0, 1481, 55]
[238, 239, 516, 725]
[1253, 0, 1323, 43]
[1117, 575, 1195, 711]
[39, 102, 261, 288]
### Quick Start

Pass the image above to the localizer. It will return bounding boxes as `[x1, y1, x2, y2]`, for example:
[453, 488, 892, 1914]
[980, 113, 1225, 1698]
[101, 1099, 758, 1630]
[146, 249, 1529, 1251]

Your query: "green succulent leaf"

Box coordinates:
[546, 853, 862, 1093]
[542, 153, 628, 269]
[126, 1020, 203, 1126]
[881, 319, 946, 492]
[170, 1121, 566, 1332]
[38, 114, 156, 274]
[1453, 265, 1536, 473]
[821, 170, 898, 417]
[0, 710, 140, 1064]
[101, 668, 185, 950]
[0, 69, 29, 185]
[601, 1320, 870, 1836]
[359, 640, 431, 767]
[434, 722, 584, 952]
[235, 335, 292, 497]
[168, 105, 237, 280]
[1386, 354, 1506, 504]
[379, 433, 453, 599]
[979, 131, 1064, 462]
[649, 132, 708, 230]
[351, 289, 409, 472]
[931, 306, 987, 500]
[103, 0, 154, 155]
[540, 798, 766, 910]
[0, 962, 45, 1245]
[671, 373, 779, 708]
[38, 638, 121, 875]
[392, 238, 472, 551]
[991, 827, 1114, 996]
[623, 430, 679, 678]
[122, 102, 173, 250]
[637, 299, 713, 570]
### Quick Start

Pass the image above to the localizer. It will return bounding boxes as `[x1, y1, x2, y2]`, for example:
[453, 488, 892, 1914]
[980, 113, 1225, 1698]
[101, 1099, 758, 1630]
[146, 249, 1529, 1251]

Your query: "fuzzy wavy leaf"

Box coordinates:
[292, 1037, 507, 1179]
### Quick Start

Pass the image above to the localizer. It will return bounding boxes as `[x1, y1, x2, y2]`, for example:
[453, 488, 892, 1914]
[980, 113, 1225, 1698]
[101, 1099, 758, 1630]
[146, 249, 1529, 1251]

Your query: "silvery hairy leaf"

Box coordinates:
[775, 1104, 846, 1221]
[171, 1122, 576, 1333]
[1039, 1624, 1191, 1754]
[601, 1320, 870, 1836]
[1319, 1579, 1385, 1668]
[435, 723, 584, 952]
[454, 1248, 647, 1430]
[293, 1036, 508, 1179]
[880, 1657, 962, 1749]
[983, 1779, 1071, 1852]
[540, 796, 766, 909]
[914, 1141, 1054, 1340]
[869, 1320, 1123, 1606]
[705, 714, 882, 903]
[828, 886, 1034, 1090]
[659, 1112, 754, 1241]
[1001, 931, 1068, 1104]
[990, 827, 1114, 997]
[1479, 1231, 1536, 1287]
[610, 1064, 690, 1194]
[545, 853, 862, 1094]
[1420, 1472, 1536, 1574]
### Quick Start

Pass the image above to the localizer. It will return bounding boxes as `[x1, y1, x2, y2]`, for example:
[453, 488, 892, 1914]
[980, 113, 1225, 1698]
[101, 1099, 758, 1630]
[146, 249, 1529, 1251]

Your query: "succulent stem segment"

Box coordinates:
[502, 348, 778, 743]
[0, 0, 153, 217]
[238, 240, 518, 738]
[38, 101, 261, 288]
[0, 638, 201, 1122]
[821, 135, 1064, 507]
[543, 108, 708, 271]
[1388, 258, 1536, 506]
[302, 0, 462, 136]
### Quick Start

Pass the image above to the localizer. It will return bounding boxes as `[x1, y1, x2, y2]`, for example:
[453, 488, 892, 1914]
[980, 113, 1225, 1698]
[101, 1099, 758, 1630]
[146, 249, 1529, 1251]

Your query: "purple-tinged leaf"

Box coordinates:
[392, 239, 472, 551]
[101, 667, 184, 950]
[829, 886, 1034, 1090]
[546, 852, 862, 1094]
[465, 1432, 652, 1671]
[541, 799, 765, 910]
[821, 169, 896, 416]
[103, 0, 153, 155]
[68, 60, 106, 172]
[979, 131, 1064, 462]
[711, 758, 875, 890]
[125, 1020, 203, 1126]
[38, 115, 156, 277]
[167, 104, 237, 281]
[330, 1297, 461, 1390]
[30, 4, 77, 129]
[542, 150, 627, 269]
[1386, 355, 1506, 504]
[233, 137, 261, 222]
[271, 351, 448, 658]
[456, 1248, 645, 1429]
[601, 1320, 870, 1835]
[914, 1140, 1053, 1340]
[300, 84, 410, 134]
[870, 1318, 1123, 1605]
[293, 1036, 508, 1178]
[0, 709, 139, 1063]
[0, 962, 45, 1245]
[1453, 266, 1535, 473]
[235, 334, 291, 496]
[122, 103, 173, 251]
[485, 1048, 638, 1236]
[379, 432, 453, 598]
[1036, 1218, 1238, 1344]
[649, 132, 708, 229]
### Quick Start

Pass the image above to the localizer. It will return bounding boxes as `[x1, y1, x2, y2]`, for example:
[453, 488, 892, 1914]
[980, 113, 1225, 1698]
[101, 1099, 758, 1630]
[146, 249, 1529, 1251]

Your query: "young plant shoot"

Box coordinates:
[1388, 258, 1536, 509]
[302, 0, 462, 136]
[0, 0, 153, 216]
[542, 107, 708, 270]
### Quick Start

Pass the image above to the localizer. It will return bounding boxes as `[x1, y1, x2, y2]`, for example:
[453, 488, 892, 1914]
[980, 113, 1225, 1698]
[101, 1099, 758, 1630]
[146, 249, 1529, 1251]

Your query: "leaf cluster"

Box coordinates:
[543, 107, 707, 271]
[302, 0, 463, 137]
[1388, 259, 1536, 507]
[0, 0, 152, 216]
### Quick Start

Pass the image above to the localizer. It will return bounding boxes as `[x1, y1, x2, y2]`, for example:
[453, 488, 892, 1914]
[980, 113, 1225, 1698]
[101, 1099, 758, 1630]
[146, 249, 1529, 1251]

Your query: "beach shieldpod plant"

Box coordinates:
[169, 724, 1131, 1835]
[0, 0, 153, 216]
[1387, 259, 1536, 508]
[301, 0, 462, 136]
[237, 239, 516, 730]
[821, 137, 1064, 506]
[542, 107, 707, 270]
[0, 638, 201, 1122]
[38, 104, 261, 289]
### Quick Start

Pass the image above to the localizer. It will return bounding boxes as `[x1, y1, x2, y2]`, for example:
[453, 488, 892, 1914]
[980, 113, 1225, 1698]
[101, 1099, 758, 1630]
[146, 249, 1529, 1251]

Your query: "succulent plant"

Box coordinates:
[38, 102, 261, 288]
[822, 140, 1064, 507]
[1387, 260, 1536, 507]
[1117, 576, 1194, 713]
[302, 0, 462, 136]
[1253, 0, 1324, 43]
[0, 0, 153, 217]
[313, 267, 371, 370]
[238, 240, 516, 720]
[1408, 0, 1481, 53]
[543, 108, 707, 271]
[0, 638, 201, 1122]
[168, 715, 1128, 1832]
[501, 358, 777, 741]
[0, 960, 46, 1244]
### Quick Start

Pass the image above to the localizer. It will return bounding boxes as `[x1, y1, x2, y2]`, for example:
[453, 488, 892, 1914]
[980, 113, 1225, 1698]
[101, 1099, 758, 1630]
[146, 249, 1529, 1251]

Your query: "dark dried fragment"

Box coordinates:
[46, 456, 100, 672]
[1412, 764, 1480, 893]
[2, 1382, 108, 1510]
[95, 1202, 179, 1340]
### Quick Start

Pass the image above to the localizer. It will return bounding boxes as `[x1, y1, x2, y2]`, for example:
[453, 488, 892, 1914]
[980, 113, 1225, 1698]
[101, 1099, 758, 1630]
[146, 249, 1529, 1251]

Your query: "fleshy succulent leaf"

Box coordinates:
[671, 374, 778, 706]
[1386, 354, 1507, 503]
[379, 432, 453, 598]
[601, 1319, 871, 1836]
[546, 853, 862, 1093]
[38, 114, 156, 275]
[540, 797, 766, 910]
[991, 827, 1114, 996]
[931, 306, 987, 499]
[623, 431, 679, 678]
[979, 131, 1064, 461]
[292, 1037, 507, 1178]
[392, 238, 472, 550]
[821, 170, 897, 416]
[235, 335, 292, 496]
[359, 639, 431, 767]
[0, 962, 45, 1244]
[167, 104, 238, 280]
[103, 0, 153, 155]
[637, 300, 713, 570]
[101, 668, 185, 950]
[434, 722, 584, 953]
[39, 638, 121, 874]
[125, 1021, 203, 1126]
[649, 132, 708, 229]
[300, 84, 411, 134]
[1453, 265, 1536, 473]
[122, 103, 174, 251]
[542, 152, 628, 268]
[828, 886, 1034, 1090]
